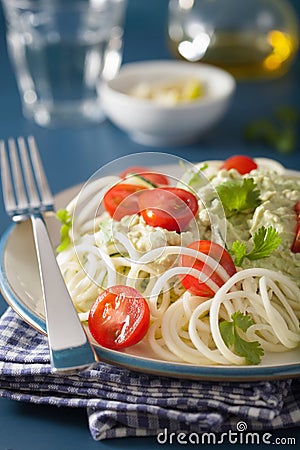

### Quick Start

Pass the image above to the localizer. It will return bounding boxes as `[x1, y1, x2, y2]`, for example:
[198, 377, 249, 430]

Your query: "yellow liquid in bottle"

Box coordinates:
[169, 29, 298, 80]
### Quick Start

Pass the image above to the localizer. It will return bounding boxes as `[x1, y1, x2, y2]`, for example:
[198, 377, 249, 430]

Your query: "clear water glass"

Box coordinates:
[2, 0, 127, 127]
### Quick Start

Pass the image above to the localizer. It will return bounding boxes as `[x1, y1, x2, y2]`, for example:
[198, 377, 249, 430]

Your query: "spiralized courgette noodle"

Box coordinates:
[56, 165, 300, 366]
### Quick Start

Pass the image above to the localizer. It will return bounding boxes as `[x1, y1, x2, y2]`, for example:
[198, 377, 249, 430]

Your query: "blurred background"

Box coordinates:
[0, 0, 299, 195]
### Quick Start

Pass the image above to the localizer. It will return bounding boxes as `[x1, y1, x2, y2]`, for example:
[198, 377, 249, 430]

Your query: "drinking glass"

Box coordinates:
[2, 0, 127, 127]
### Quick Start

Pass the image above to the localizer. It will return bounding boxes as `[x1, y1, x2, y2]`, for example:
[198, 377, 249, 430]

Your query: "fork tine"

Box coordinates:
[18, 137, 40, 208]
[27, 136, 53, 208]
[1, 137, 54, 217]
[8, 138, 29, 211]
[1, 136, 98, 370]
[0, 140, 17, 214]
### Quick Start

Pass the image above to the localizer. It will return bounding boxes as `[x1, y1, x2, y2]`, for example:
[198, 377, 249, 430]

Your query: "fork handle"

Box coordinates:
[31, 212, 98, 371]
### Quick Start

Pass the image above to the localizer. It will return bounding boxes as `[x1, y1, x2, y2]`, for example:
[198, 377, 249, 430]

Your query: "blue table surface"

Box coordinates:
[0, 0, 300, 448]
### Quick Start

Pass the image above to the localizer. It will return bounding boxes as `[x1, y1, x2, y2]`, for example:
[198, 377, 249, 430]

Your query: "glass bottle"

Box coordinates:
[168, 0, 299, 80]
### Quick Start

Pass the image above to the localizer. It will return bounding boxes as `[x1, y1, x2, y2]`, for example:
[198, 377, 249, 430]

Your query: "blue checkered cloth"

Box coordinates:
[0, 307, 299, 440]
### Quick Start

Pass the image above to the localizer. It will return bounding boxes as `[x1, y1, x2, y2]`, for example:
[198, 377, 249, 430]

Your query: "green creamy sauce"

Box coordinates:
[97, 166, 300, 288]
[197, 168, 300, 287]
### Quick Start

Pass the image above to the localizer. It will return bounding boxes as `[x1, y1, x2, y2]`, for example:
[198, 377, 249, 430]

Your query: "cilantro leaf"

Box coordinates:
[247, 226, 282, 260]
[219, 320, 235, 347]
[233, 311, 254, 332]
[56, 208, 71, 224]
[216, 178, 261, 216]
[230, 226, 281, 266]
[187, 164, 208, 189]
[234, 336, 264, 366]
[220, 311, 264, 365]
[56, 208, 72, 252]
[230, 241, 247, 266]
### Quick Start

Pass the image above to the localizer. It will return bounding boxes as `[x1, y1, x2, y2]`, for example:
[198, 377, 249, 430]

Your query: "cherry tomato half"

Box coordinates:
[179, 240, 236, 297]
[291, 201, 300, 253]
[103, 183, 146, 221]
[88, 285, 150, 350]
[291, 224, 300, 253]
[220, 155, 258, 175]
[294, 200, 300, 216]
[120, 166, 169, 186]
[137, 187, 199, 232]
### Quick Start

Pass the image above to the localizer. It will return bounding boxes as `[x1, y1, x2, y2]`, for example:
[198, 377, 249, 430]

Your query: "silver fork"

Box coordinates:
[0, 136, 98, 372]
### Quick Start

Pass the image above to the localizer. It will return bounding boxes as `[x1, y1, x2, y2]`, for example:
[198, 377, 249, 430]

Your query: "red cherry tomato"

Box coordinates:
[294, 200, 300, 216]
[120, 166, 169, 186]
[291, 201, 300, 253]
[179, 240, 236, 297]
[291, 224, 300, 253]
[221, 155, 258, 175]
[137, 187, 199, 232]
[103, 183, 146, 221]
[88, 285, 150, 350]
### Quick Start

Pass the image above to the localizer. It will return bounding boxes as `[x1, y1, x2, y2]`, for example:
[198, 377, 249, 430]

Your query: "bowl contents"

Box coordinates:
[129, 77, 204, 105]
[100, 60, 236, 146]
[56, 156, 300, 365]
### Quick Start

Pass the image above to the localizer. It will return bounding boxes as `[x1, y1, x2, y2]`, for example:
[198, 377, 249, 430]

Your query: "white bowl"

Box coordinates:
[100, 60, 236, 146]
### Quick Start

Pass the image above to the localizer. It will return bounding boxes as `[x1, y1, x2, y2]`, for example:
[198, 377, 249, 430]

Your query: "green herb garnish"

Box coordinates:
[179, 161, 208, 191]
[245, 105, 299, 155]
[186, 163, 208, 188]
[220, 311, 264, 365]
[230, 226, 282, 266]
[56, 208, 72, 252]
[216, 178, 261, 217]
[99, 217, 113, 244]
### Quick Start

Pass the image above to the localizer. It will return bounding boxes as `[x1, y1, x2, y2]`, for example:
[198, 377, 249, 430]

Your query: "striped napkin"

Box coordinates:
[0, 307, 299, 440]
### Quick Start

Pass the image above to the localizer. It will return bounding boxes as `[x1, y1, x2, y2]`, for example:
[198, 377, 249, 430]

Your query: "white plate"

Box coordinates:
[1, 165, 300, 381]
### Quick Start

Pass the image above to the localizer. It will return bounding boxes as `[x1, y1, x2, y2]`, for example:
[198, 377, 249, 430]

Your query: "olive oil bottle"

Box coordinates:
[168, 0, 299, 80]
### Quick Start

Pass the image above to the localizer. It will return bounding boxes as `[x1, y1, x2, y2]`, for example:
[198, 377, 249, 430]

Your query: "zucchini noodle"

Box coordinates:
[56, 165, 300, 366]
[146, 267, 300, 366]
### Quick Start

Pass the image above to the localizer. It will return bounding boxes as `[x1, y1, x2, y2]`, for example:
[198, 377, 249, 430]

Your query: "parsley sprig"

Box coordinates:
[230, 226, 282, 266]
[216, 178, 261, 217]
[220, 311, 264, 365]
[56, 208, 72, 253]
